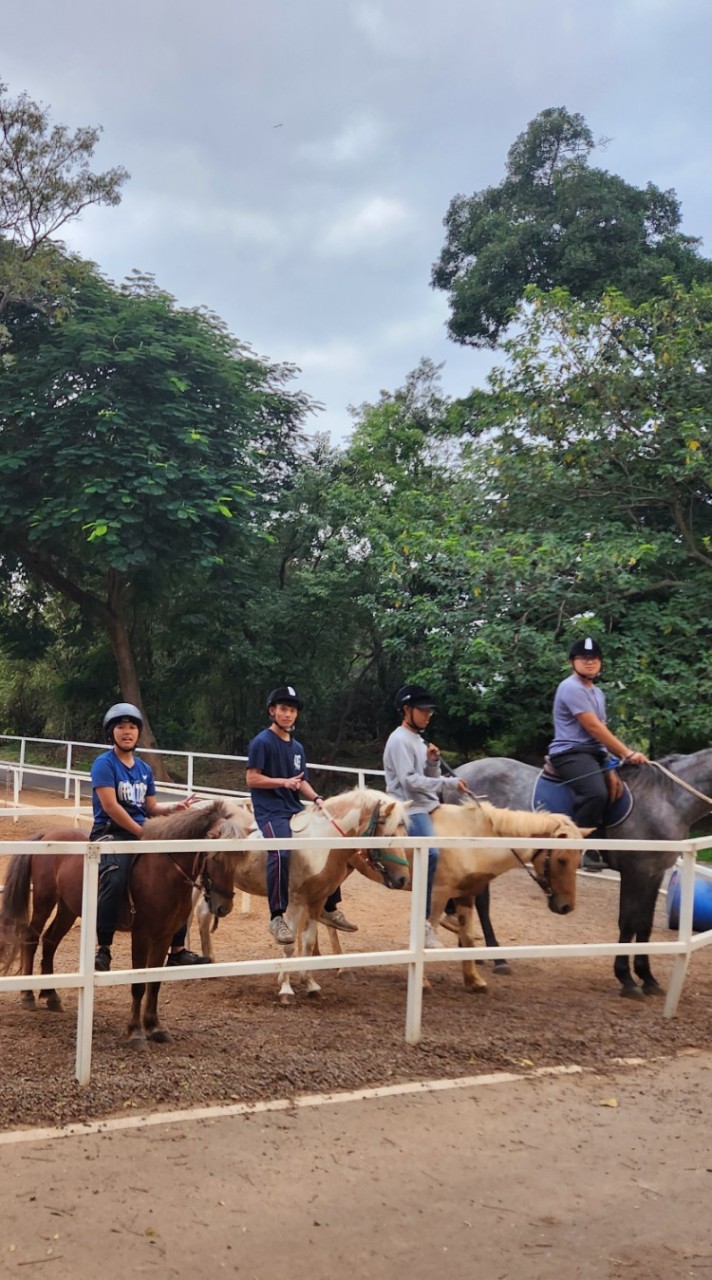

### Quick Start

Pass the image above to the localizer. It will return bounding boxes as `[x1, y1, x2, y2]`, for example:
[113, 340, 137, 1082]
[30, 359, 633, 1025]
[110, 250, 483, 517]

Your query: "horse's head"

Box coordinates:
[530, 825, 583, 914]
[202, 801, 257, 918]
[358, 793, 411, 891]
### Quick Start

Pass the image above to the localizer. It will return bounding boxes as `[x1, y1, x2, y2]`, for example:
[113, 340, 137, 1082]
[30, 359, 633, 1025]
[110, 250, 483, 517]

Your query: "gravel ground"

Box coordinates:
[2, 800, 710, 1132]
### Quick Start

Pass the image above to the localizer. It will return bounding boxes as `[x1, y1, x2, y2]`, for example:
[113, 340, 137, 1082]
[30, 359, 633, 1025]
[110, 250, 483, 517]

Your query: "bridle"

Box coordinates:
[322, 800, 410, 883]
[511, 847, 554, 899]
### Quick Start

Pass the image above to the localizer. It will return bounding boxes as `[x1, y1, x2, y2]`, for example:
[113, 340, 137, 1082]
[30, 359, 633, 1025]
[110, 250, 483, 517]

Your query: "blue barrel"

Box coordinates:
[667, 863, 712, 931]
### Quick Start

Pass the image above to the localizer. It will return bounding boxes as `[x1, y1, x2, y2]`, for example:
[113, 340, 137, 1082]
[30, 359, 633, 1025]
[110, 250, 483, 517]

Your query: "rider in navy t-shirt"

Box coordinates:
[246, 685, 357, 946]
[91, 702, 205, 972]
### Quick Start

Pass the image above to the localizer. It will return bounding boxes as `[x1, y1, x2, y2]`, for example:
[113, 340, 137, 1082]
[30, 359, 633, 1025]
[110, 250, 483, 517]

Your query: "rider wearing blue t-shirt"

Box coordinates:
[92, 702, 205, 971]
[549, 638, 648, 852]
[246, 685, 357, 946]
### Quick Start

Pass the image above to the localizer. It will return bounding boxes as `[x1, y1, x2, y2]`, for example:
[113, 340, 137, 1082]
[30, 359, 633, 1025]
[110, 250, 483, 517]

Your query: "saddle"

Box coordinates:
[534, 756, 633, 828]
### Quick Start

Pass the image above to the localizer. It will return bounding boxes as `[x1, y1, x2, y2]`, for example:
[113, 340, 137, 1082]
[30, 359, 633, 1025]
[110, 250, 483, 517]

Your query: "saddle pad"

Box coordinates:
[532, 772, 633, 828]
[290, 809, 314, 836]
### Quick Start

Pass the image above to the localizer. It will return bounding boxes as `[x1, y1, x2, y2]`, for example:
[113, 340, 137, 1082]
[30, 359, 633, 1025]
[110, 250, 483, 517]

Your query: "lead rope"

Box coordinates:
[649, 761, 712, 809]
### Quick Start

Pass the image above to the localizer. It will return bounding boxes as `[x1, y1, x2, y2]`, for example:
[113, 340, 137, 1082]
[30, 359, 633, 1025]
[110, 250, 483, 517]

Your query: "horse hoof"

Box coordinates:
[45, 998, 64, 1012]
[306, 988, 321, 999]
[279, 993, 295, 1007]
[642, 982, 665, 998]
[21, 997, 37, 1011]
[464, 984, 488, 995]
[147, 1028, 172, 1043]
[128, 1035, 148, 1049]
[620, 984, 645, 1001]
[493, 961, 511, 976]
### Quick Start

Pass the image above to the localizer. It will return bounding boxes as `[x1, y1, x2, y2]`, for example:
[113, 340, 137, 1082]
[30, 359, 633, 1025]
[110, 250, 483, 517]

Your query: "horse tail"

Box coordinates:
[0, 854, 33, 973]
[1, 854, 32, 925]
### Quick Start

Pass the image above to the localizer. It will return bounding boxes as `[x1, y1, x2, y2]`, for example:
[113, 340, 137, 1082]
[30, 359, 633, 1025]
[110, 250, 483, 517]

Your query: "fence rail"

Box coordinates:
[0, 823, 708, 1087]
[0, 733, 386, 802]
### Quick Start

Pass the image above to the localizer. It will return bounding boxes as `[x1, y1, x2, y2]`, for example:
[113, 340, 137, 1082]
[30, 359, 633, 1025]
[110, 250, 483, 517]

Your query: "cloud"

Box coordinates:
[296, 113, 387, 167]
[318, 196, 410, 256]
[290, 339, 367, 377]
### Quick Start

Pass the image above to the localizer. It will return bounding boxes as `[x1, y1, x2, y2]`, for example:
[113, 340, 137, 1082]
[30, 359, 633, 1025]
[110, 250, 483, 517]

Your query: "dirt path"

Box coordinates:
[2, 1054, 712, 1280]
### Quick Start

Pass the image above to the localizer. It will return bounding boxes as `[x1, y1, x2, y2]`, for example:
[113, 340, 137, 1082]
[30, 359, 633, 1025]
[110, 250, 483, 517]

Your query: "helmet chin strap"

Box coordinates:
[269, 710, 295, 735]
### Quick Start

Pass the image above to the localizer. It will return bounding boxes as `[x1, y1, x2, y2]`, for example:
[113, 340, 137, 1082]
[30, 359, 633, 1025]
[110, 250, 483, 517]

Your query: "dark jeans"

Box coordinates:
[93, 825, 186, 951]
[259, 816, 341, 918]
[549, 750, 608, 830]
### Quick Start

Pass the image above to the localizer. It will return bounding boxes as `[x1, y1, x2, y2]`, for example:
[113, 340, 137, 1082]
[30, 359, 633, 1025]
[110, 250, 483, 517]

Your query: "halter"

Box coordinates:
[511, 847, 554, 898]
[167, 849, 209, 893]
[201, 857, 236, 905]
[321, 800, 410, 879]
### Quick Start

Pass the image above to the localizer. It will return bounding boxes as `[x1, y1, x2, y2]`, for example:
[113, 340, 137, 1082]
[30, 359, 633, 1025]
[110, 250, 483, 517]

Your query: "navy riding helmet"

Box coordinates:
[266, 685, 303, 711]
[394, 683, 437, 712]
[568, 637, 603, 661]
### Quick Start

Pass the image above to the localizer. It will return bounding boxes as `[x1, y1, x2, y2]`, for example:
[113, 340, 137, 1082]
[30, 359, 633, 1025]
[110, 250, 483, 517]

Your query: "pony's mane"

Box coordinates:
[143, 800, 233, 840]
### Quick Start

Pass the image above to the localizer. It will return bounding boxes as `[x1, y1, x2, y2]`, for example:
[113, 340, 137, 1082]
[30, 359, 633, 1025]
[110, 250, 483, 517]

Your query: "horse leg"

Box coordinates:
[197, 896, 216, 961]
[19, 896, 55, 1011]
[615, 871, 665, 1000]
[300, 913, 322, 998]
[457, 900, 488, 994]
[475, 886, 510, 975]
[633, 874, 667, 997]
[38, 902, 77, 1011]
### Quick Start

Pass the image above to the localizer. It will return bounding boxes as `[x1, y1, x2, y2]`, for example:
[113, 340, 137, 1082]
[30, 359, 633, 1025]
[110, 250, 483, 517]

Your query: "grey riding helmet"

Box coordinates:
[103, 702, 144, 738]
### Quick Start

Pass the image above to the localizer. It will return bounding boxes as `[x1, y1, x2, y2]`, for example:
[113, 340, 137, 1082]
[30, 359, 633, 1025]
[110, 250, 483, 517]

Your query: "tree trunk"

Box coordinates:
[105, 573, 171, 782]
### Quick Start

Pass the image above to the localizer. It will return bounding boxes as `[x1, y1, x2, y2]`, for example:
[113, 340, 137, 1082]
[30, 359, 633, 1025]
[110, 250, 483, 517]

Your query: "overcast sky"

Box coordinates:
[3, 0, 710, 440]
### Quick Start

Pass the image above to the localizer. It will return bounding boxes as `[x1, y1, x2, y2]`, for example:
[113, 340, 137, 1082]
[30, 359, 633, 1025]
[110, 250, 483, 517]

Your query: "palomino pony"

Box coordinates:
[197, 787, 410, 1005]
[456, 752, 712, 998]
[0, 800, 254, 1044]
[415, 799, 585, 993]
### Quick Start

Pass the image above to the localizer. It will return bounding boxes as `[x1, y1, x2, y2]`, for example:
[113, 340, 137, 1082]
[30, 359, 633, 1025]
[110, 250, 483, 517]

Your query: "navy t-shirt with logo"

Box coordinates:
[91, 749, 156, 826]
[247, 727, 310, 825]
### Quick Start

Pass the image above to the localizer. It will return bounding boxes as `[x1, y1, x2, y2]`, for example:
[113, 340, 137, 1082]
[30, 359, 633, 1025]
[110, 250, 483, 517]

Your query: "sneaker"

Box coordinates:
[166, 948, 212, 966]
[94, 946, 112, 972]
[268, 915, 295, 946]
[423, 921, 445, 949]
[440, 912, 460, 935]
[319, 907, 358, 932]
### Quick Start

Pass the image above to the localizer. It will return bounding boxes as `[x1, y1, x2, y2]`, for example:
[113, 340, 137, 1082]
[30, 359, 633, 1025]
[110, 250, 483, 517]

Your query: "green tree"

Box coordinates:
[0, 263, 311, 751]
[432, 107, 711, 348]
[0, 76, 128, 319]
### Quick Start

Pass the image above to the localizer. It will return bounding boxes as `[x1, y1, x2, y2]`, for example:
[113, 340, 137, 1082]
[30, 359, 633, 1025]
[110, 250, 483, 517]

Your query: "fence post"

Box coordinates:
[65, 743, 72, 799]
[187, 753, 194, 794]
[18, 737, 26, 794]
[663, 849, 695, 1019]
[75, 846, 101, 1085]
[405, 841, 426, 1044]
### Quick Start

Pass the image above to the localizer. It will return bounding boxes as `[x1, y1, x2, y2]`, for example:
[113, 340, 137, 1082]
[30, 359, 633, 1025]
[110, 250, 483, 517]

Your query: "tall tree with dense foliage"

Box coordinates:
[0, 263, 311, 749]
[432, 107, 711, 348]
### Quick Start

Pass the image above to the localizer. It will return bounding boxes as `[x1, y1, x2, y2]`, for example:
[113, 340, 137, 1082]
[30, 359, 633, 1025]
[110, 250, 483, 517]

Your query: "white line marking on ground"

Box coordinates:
[0, 1064, 584, 1148]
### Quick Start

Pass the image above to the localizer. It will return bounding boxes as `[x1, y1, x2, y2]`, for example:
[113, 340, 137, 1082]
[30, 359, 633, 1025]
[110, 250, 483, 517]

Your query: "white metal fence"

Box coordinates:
[1, 824, 709, 1087]
[0, 733, 386, 804]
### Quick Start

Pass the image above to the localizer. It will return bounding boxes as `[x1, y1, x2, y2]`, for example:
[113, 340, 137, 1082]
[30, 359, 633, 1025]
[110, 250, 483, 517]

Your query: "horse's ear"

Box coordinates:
[580, 827, 596, 837]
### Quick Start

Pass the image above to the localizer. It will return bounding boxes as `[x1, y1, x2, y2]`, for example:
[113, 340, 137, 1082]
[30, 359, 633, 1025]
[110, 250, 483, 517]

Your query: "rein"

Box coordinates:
[320, 801, 410, 871]
[167, 850, 207, 893]
[650, 761, 712, 809]
[510, 847, 553, 898]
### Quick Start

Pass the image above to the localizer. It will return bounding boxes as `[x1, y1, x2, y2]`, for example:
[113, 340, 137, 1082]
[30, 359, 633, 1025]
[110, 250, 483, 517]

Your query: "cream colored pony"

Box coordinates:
[194, 788, 410, 1004]
[422, 799, 586, 992]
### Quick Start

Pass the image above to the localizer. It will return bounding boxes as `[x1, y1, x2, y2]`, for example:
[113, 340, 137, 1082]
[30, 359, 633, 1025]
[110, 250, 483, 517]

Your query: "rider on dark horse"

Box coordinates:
[92, 703, 208, 971]
[548, 638, 648, 870]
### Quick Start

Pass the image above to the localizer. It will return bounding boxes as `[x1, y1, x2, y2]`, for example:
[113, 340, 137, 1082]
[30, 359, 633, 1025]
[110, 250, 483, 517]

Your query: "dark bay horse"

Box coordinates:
[456, 752, 712, 999]
[0, 800, 254, 1043]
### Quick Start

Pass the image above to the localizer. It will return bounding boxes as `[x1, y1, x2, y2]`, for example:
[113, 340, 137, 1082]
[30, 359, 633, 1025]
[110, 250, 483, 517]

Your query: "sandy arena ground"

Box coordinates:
[1, 792, 710, 1132]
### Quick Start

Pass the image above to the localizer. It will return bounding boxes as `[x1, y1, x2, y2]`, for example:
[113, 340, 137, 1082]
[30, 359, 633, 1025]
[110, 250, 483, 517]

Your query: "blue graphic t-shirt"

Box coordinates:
[91, 750, 157, 825]
[247, 727, 310, 825]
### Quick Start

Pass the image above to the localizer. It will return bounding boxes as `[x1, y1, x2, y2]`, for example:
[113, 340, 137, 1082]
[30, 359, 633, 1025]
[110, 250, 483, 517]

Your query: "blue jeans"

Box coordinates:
[406, 812, 439, 918]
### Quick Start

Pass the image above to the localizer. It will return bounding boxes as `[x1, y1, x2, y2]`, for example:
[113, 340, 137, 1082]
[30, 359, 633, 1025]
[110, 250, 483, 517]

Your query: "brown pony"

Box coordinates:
[0, 800, 253, 1044]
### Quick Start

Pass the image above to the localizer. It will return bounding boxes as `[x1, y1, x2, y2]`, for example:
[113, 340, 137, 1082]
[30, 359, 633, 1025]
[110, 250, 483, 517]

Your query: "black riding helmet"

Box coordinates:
[394, 683, 437, 712]
[103, 702, 144, 739]
[266, 685, 303, 711]
[568, 637, 603, 661]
